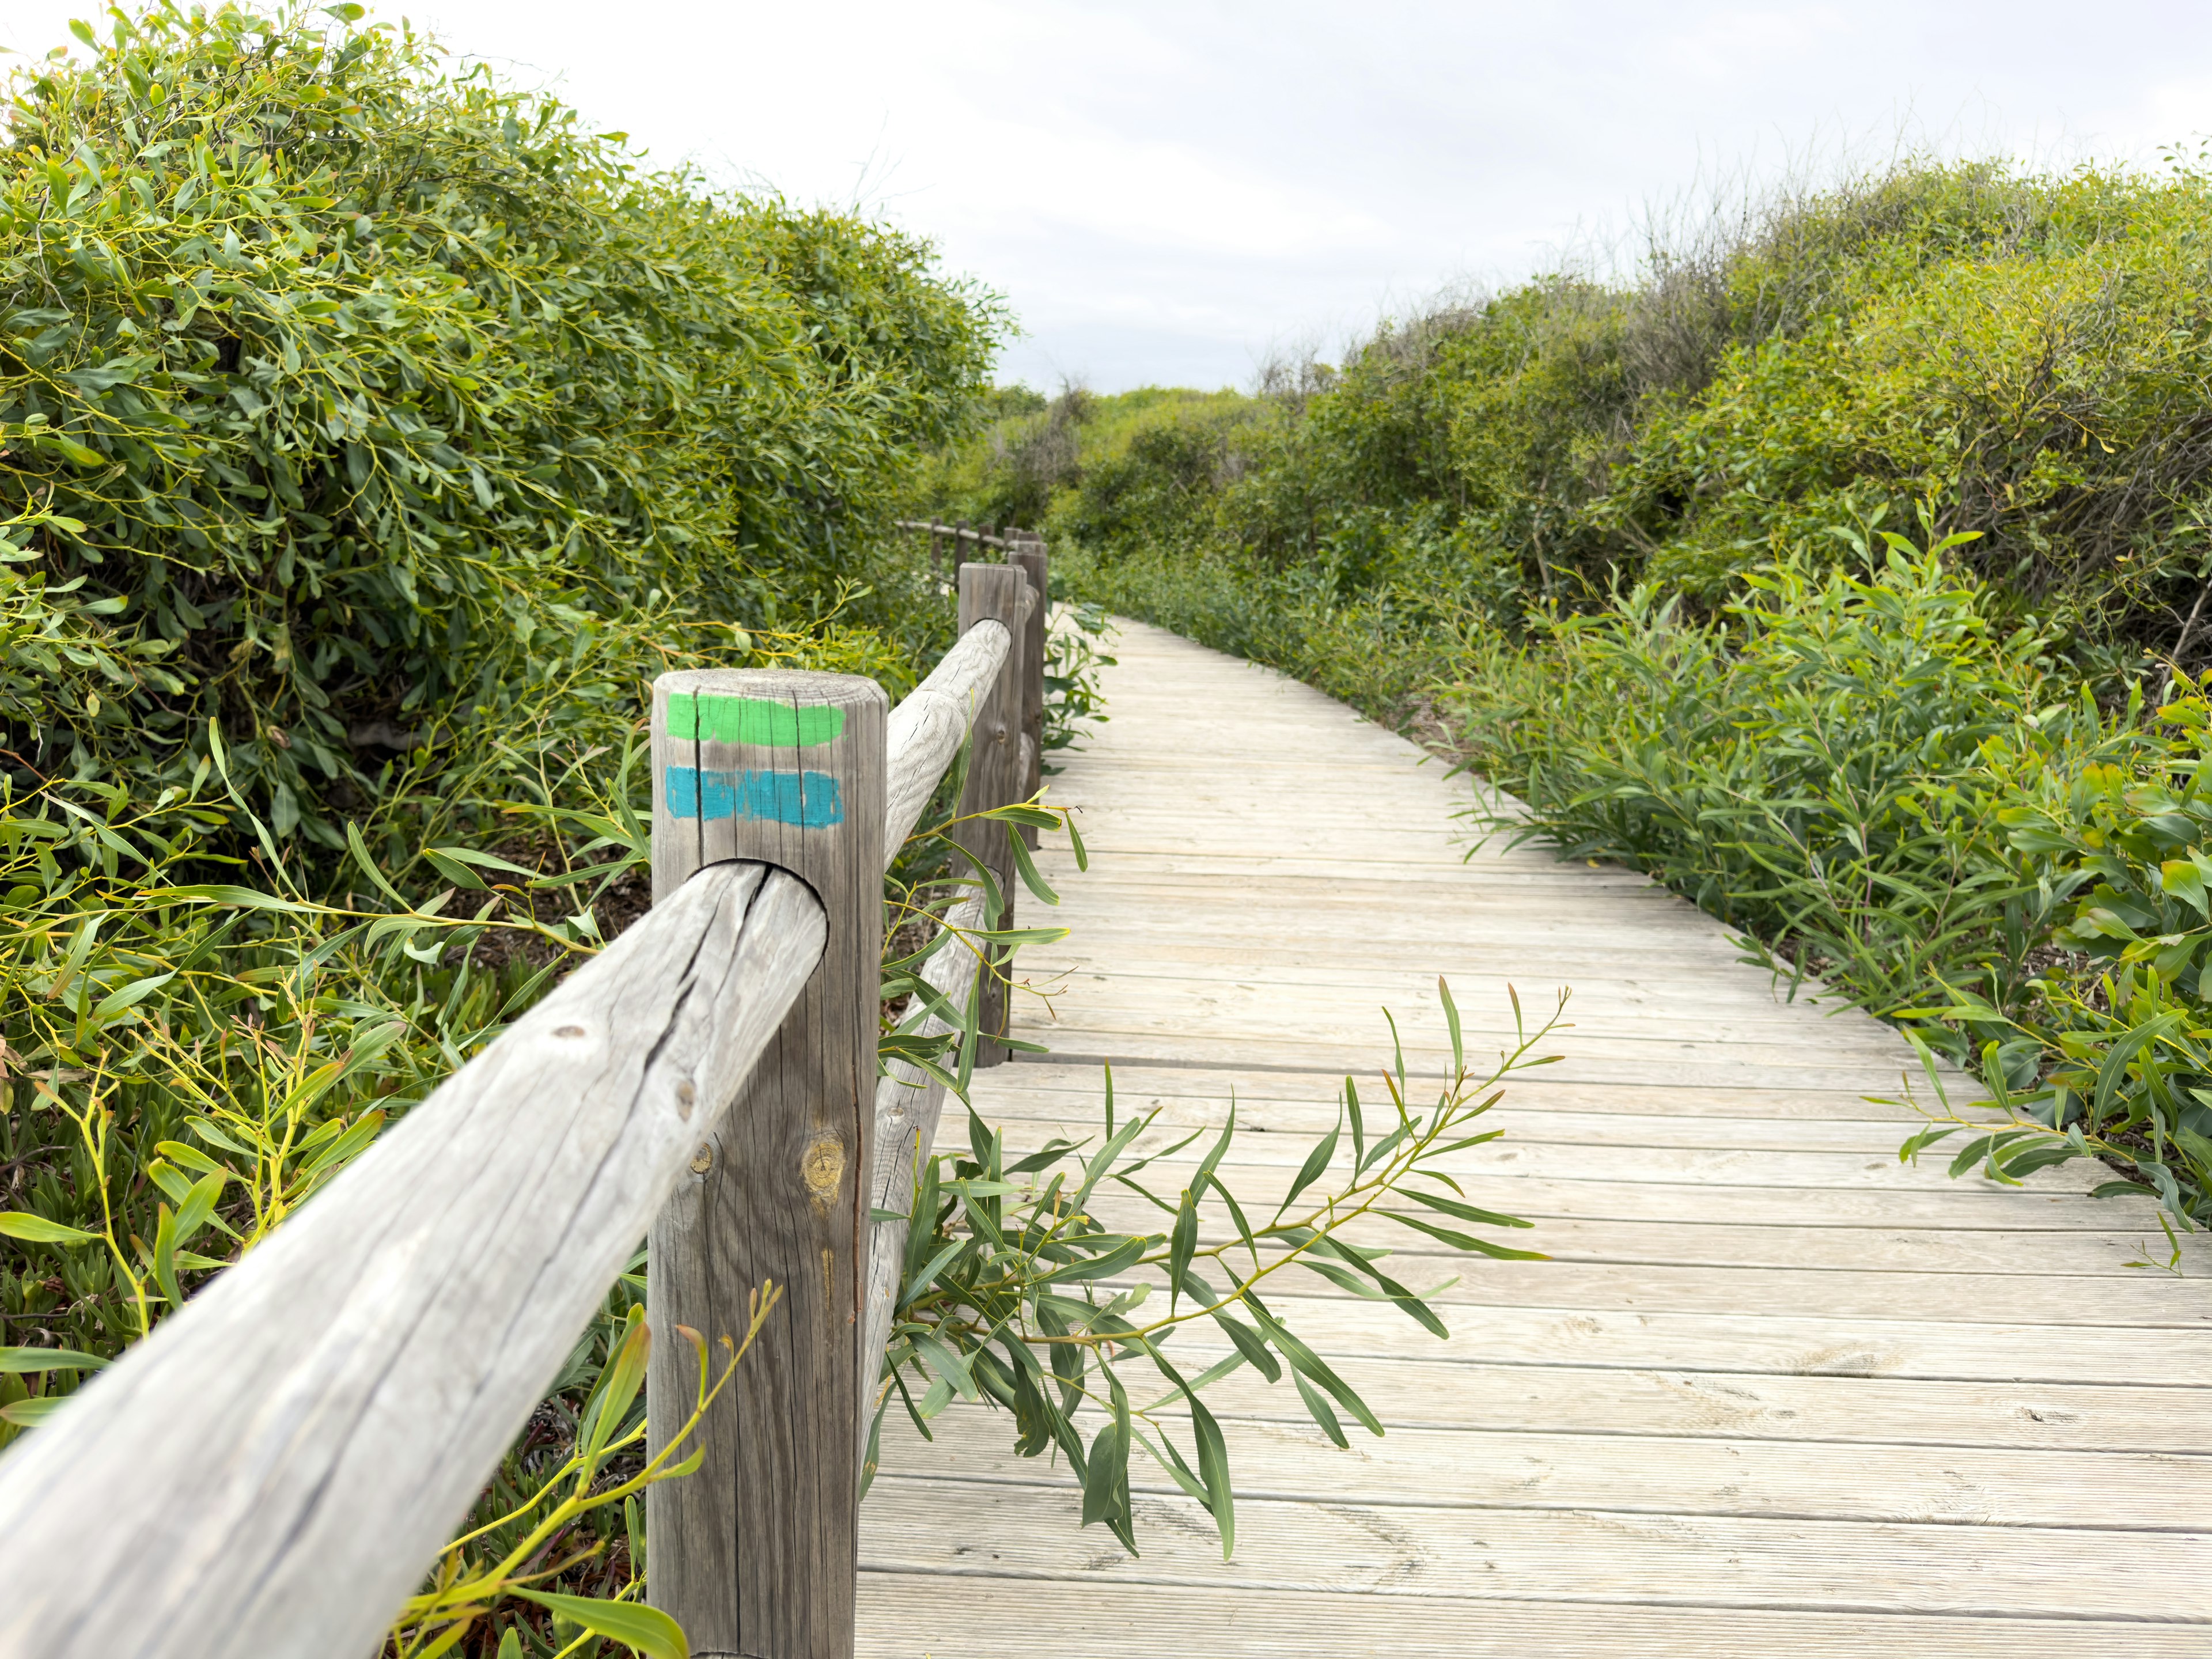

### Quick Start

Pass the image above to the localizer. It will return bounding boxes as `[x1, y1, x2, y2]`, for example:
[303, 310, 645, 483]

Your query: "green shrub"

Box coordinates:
[0, 0, 999, 1465]
[2, 0, 997, 848]
[1446, 529, 2212, 1227]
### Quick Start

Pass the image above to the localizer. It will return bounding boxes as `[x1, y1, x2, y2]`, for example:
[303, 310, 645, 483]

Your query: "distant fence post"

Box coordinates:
[646, 666, 888, 1659]
[1007, 535, 1048, 851]
[954, 562, 1027, 1067]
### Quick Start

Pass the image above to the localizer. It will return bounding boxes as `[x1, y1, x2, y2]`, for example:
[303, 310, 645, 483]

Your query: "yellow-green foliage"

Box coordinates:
[1622, 166, 2212, 599]
[975, 160, 2212, 679]
[2, 0, 999, 845]
[0, 0, 997, 1449]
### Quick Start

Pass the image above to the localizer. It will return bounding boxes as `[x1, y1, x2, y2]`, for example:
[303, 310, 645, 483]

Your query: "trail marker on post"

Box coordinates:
[647, 666, 887, 1659]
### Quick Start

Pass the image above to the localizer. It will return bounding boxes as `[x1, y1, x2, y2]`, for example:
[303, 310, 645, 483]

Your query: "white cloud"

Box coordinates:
[6, 1, 2212, 389]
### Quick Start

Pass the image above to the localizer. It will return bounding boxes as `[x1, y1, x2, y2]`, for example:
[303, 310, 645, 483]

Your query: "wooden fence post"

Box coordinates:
[646, 666, 888, 1659]
[953, 563, 1027, 1067]
[1007, 536, 1048, 851]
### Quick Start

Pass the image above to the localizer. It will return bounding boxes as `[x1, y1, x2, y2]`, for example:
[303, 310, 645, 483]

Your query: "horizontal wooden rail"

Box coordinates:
[0, 861, 825, 1659]
[893, 517, 1040, 552]
[860, 885, 988, 1475]
[885, 617, 1010, 856]
[0, 554, 1051, 1659]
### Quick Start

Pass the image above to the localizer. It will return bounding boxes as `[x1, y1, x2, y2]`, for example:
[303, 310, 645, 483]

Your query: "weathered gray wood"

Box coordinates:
[0, 861, 823, 1659]
[1007, 540, 1048, 852]
[895, 1400, 2208, 1528]
[857, 888, 989, 1482]
[952, 563, 1028, 1069]
[859, 1579, 2209, 1659]
[883, 619, 1010, 862]
[648, 668, 886, 1659]
[859, 1467, 2211, 1620]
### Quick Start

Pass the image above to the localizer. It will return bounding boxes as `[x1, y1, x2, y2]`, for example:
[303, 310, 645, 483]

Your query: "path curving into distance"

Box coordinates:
[859, 617, 2212, 1657]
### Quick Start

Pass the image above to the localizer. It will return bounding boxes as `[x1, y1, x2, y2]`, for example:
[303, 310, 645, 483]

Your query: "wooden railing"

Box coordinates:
[0, 544, 1052, 1659]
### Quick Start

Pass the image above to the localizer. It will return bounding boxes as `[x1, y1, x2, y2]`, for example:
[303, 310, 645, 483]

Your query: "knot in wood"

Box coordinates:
[801, 1134, 846, 1200]
[675, 1078, 697, 1119]
[690, 1143, 713, 1175]
[553, 1024, 585, 1040]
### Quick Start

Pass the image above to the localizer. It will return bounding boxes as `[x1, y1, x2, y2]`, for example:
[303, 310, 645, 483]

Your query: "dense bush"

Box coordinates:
[1450, 535, 2211, 1227]
[0, 0, 1002, 1600]
[933, 158, 2212, 726]
[4, 0, 997, 849]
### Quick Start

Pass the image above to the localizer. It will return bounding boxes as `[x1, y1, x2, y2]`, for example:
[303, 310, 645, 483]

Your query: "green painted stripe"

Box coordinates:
[665, 694, 845, 747]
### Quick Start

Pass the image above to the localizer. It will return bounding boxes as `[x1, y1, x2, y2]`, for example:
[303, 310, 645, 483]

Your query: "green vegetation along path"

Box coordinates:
[858, 618, 2212, 1656]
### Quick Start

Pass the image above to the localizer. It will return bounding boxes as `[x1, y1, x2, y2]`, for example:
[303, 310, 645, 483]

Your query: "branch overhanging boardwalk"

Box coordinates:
[858, 617, 2212, 1658]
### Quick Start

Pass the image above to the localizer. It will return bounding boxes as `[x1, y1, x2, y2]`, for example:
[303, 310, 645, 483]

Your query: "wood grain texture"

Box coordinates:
[856, 888, 988, 1482]
[882, 618, 1009, 862]
[1007, 541, 1047, 849]
[0, 861, 823, 1659]
[649, 668, 886, 1659]
[951, 564, 1027, 1068]
[857, 617, 2212, 1657]
[858, 1578, 2205, 1659]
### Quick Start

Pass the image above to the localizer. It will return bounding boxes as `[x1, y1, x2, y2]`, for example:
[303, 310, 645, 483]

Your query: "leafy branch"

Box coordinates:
[872, 981, 1563, 1556]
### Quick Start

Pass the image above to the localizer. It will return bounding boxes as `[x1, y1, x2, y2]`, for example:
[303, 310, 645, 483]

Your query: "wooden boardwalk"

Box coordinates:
[859, 619, 2212, 1656]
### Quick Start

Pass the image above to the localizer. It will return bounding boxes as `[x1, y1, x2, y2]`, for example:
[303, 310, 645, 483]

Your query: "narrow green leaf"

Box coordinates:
[1438, 976, 1464, 1073]
[0, 1396, 67, 1429]
[1007, 823, 1059, 905]
[1402, 1189, 1535, 1229]
[1382, 1207, 1550, 1259]
[1209, 1309, 1281, 1382]
[1155, 1352, 1235, 1556]
[0, 1347, 107, 1374]
[1168, 1188, 1198, 1309]
[0, 1213, 100, 1247]
[1291, 1367, 1348, 1447]
[346, 819, 409, 908]
[1274, 1113, 1340, 1221]
[89, 970, 176, 1029]
[510, 1591, 687, 1659]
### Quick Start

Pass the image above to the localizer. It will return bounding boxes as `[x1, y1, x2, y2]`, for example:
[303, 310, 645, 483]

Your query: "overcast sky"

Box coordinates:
[8, 2, 2212, 391]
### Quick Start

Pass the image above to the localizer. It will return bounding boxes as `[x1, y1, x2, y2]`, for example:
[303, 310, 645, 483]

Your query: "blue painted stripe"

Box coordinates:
[665, 766, 844, 828]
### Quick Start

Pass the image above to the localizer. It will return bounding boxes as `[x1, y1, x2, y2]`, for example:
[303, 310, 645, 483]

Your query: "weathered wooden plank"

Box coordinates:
[1070, 1202, 2205, 1275]
[857, 1578, 2208, 1658]
[1056, 1180, 2209, 1313]
[1012, 1351, 2212, 1453]
[1185, 1289, 2212, 1385]
[859, 1474, 2207, 1620]
[981, 1134, 2067, 1195]
[975, 1096, 1972, 1152]
[649, 667, 887, 1659]
[0, 862, 824, 1659]
[884, 1402, 2211, 1528]
[1057, 1238, 2211, 1325]
[989, 1062, 1934, 1118]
